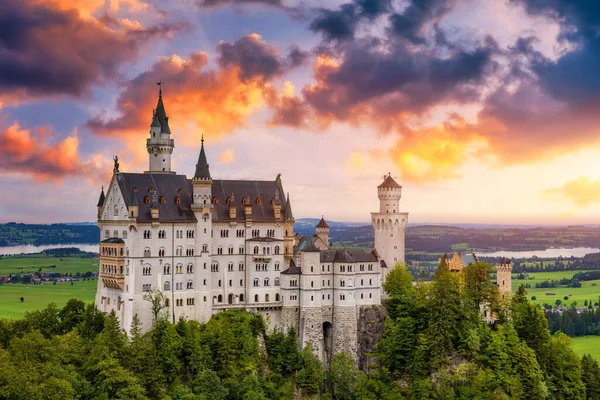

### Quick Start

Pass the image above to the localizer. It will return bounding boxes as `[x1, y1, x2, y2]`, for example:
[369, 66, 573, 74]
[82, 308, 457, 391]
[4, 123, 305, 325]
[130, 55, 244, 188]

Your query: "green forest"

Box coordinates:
[0, 259, 599, 399]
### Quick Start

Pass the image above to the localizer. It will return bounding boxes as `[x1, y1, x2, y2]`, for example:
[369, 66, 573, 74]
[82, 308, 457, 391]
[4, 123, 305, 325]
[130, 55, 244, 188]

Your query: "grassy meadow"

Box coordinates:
[512, 270, 600, 307]
[571, 336, 600, 361]
[0, 254, 98, 275]
[0, 280, 97, 319]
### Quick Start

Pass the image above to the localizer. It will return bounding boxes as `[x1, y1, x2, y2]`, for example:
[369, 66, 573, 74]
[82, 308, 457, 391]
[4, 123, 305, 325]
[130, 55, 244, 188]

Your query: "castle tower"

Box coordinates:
[316, 217, 330, 248]
[371, 174, 408, 290]
[191, 135, 213, 322]
[496, 258, 512, 300]
[146, 84, 175, 174]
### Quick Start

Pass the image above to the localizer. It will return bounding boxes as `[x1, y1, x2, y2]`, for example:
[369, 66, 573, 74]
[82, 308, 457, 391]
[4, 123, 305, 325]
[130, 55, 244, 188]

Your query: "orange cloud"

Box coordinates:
[0, 122, 100, 182]
[219, 149, 235, 164]
[389, 115, 487, 183]
[87, 50, 284, 151]
[543, 176, 600, 207]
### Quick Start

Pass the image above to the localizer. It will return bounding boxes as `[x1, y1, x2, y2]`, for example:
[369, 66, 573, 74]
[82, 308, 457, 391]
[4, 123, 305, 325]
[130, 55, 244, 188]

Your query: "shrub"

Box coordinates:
[564, 296, 569, 301]
[531, 296, 537, 300]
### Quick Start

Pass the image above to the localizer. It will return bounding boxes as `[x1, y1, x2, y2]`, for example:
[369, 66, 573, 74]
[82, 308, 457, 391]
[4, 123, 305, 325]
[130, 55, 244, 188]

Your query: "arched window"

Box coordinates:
[228, 294, 233, 304]
[264, 278, 270, 286]
[253, 246, 259, 255]
[211, 262, 219, 272]
[187, 264, 194, 274]
[254, 294, 259, 302]
[113, 205, 118, 216]
[274, 246, 280, 255]
[253, 278, 259, 287]
[275, 293, 280, 301]
[274, 277, 280, 286]
[144, 196, 150, 204]
[187, 281, 193, 289]
[218, 295, 223, 303]
[240, 294, 245, 302]
[144, 248, 151, 257]
[202, 244, 208, 252]
[164, 281, 171, 291]
[228, 262, 234, 272]
[164, 265, 171, 275]
[175, 196, 181, 205]
[265, 294, 269, 302]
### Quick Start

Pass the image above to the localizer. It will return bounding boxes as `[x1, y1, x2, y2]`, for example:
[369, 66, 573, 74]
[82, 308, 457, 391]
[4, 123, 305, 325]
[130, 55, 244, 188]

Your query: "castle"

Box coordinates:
[94, 87, 408, 362]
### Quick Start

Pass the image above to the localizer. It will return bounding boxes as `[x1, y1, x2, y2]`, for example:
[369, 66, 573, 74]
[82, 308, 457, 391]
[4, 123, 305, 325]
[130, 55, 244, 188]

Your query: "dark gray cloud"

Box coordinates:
[309, 3, 358, 42]
[0, 0, 182, 98]
[286, 45, 309, 68]
[388, 0, 456, 44]
[217, 34, 284, 81]
[510, 0, 600, 104]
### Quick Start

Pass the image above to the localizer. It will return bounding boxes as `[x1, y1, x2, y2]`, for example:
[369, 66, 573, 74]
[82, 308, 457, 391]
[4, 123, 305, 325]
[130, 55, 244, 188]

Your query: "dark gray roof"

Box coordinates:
[116, 173, 197, 223]
[284, 192, 293, 220]
[129, 186, 138, 206]
[101, 237, 124, 244]
[281, 259, 302, 275]
[211, 179, 289, 222]
[378, 175, 401, 189]
[461, 252, 479, 266]
[246, 237, 283, 242]
[194, 136, 211, 180]
[97, 187, 105, 207]
[151, 110, 161, 128]
[320, 249, 377, 263]
[116, 173, 292, 223]
[154, 90, 171, 134]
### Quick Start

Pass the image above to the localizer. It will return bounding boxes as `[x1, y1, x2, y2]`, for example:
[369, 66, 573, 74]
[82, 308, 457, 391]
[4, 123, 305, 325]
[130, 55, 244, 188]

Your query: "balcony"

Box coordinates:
[212, 301, 282, 311]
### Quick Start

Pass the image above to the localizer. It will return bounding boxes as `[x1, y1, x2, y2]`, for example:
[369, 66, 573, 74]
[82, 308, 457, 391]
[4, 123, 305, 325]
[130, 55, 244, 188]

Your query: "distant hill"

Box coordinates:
[0, 223, 100, 247]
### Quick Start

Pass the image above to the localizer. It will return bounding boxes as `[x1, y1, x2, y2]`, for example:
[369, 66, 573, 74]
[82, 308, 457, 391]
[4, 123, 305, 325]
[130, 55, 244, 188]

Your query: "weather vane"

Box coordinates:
[156, 80, 163, 96]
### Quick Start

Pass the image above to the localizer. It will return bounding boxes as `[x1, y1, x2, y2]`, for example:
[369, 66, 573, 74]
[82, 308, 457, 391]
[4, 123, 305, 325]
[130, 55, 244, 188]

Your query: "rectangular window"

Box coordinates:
[122, 230, 127, 239]
[105, 230, 109, 239]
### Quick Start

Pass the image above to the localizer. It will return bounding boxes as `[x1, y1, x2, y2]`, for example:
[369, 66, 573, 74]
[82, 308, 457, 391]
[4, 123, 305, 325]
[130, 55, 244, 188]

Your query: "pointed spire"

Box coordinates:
[194, 134, 211, 180]
[151, 108, 161, 128]
[154, 82, 171, 134]
[316, 216, 329, 229]
[284, 192, 293, 219]
[97, 186, 105, 207]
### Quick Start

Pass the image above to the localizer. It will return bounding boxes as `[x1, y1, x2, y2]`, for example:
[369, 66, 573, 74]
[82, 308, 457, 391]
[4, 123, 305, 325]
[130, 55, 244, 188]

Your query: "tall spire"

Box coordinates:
[154, 81, 170, 134]
[97, 186, 105, 207]
[194, 134, 211, 180]
[284, 192, 293, 219]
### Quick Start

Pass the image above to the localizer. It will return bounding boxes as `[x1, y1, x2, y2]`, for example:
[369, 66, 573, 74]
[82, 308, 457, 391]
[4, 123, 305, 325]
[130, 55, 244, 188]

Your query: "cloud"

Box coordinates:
[217, 34, 285, 82]
[388, 0, 457, 44]
[0, 122, 99, 182]
[0, 0, 182, 101]
[219, 148, 235, 164]
[543, 176, 600, 207]
[196, 0, 282, 8]
[87, 51, 273, 152]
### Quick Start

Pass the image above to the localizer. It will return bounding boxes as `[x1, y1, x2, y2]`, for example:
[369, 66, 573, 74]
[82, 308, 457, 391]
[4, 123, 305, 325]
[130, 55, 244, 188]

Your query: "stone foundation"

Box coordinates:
[357, 305, 388, 372]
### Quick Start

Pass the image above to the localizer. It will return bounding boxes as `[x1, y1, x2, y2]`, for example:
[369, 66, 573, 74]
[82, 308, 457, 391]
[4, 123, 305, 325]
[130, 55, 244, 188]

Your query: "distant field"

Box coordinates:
[571, 336, 600, 361]
[512, 270, 600, 306]
[0, 255, 98, 275]
[0, 280, 97, 319]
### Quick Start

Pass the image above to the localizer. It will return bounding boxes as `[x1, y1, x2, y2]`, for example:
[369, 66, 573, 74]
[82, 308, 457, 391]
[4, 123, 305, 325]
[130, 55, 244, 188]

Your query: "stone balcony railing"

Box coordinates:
[212, 301, 282, 310]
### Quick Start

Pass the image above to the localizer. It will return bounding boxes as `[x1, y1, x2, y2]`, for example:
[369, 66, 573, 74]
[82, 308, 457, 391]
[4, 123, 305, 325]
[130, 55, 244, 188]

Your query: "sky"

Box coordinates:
[1, 0, 600, 225]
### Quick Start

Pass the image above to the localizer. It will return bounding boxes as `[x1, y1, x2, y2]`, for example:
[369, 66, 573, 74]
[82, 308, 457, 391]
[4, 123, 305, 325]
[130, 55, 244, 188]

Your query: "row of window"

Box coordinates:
[101, 246, 123, 257]
[101, 264, 123, 275]
[253, 277, 280, 287]
[105, 230, 127, 240]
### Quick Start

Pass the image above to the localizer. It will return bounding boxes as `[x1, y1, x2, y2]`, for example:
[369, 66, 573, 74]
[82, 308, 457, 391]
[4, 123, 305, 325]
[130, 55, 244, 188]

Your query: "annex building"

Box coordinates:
[95, 87, 409, 362]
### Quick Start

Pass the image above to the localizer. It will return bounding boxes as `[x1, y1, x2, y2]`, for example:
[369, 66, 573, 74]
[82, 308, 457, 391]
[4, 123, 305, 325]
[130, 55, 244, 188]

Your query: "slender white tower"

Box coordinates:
[146, 82, 175, 174]
[371, 174, 408, 288]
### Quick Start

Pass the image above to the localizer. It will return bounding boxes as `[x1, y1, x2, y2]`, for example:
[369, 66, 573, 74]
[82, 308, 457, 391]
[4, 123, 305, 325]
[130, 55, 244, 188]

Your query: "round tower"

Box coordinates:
[146, 83, 175, 174]
[496, 258, 512, 300]
[371, 174, 408, 291]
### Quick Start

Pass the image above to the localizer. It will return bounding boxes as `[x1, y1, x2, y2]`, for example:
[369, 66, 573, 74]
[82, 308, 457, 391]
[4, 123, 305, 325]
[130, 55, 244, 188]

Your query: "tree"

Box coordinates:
[327, 352, 360, 400]
[556, 299, 562, 306]
[379, 316, 414, 377]
[142, 288, 169, 322]
[463, 261, 499, 312]
[19, 297, 24, 303]
[581, 354, 600, 400]
[296, 343, 324, 396]
[383, 262, 415, 320]
[540, 333, 585, 399]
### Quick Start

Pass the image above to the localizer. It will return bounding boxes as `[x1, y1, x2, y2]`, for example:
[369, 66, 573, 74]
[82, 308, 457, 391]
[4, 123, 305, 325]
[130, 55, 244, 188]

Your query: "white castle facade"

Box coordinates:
[95, 88, 408, 362]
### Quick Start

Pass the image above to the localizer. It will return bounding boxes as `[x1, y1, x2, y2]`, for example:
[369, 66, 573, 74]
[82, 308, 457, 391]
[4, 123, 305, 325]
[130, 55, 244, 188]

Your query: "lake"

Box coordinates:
[478, 247, 600, 259]
[0, 243, 99, 256]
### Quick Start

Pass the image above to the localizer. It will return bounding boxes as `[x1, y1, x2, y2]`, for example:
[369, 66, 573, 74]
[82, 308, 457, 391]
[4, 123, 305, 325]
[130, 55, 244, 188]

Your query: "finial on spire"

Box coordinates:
[201, 134, 204, 147]
[156, 80, 163, 97]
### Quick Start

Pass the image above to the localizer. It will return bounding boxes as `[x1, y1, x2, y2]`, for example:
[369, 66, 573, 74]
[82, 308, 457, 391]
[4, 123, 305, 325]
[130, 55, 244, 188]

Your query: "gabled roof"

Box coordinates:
[378, 174, 402, 189]
[319, 249, 377, 263]
[294, 236, 320, 253]
[316, 217, 329, 229]
[281, 259, 302, 275]
[101, 237, 124, 244]
[211, 179, 288, 222]
[97, 187, 105, 207]
[194, 136, 211, 180]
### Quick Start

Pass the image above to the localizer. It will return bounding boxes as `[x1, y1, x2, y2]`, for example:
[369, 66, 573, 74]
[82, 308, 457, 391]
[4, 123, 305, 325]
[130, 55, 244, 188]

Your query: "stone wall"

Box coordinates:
[301, 307, 325, 359]
[281, 306, 299, 333]
[357, 304, 388, 372]
[332, 306, 358, 359]
[257, 309, 282, 332]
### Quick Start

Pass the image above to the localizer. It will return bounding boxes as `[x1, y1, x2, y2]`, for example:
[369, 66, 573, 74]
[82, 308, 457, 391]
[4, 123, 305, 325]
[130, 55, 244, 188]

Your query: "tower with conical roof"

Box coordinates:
[316, 216, 330, 249]
[146, 83, 175, 174]
[371, 173, 409, 293]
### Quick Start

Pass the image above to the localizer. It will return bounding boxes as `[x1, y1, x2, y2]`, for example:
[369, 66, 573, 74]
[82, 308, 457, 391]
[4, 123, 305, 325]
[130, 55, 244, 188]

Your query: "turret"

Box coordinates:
[316, 216, 329, 248]
[97, 186, 105, 219]
[191, 135, 213, 211]
[496, 258, 512, 300]
[377, 173, 402, 213]
[146, 83, 175, 174]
